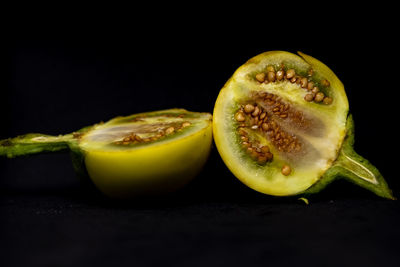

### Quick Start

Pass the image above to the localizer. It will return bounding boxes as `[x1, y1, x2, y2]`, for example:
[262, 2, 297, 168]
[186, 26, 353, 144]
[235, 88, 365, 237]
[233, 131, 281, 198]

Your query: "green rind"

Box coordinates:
[303, 114, 394, 200]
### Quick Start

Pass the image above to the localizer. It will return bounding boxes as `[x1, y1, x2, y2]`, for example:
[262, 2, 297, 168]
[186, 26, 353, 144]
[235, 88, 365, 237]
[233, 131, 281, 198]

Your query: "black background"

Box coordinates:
[1, 10, 400, 267]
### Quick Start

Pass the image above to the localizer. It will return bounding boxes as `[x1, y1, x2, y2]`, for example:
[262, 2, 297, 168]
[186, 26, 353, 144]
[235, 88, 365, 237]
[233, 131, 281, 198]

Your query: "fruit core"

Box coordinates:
[235, 64, 334, 175]
[82, 114, 196, 149]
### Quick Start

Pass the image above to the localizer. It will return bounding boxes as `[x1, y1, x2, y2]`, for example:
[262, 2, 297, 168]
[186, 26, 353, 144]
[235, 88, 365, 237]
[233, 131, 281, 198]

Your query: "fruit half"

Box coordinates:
[1, 109, 213, 198]
[213, 51, 394, 199]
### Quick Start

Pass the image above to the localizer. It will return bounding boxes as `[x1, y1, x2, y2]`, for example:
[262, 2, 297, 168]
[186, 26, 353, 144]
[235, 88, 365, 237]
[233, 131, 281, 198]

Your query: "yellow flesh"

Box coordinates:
[213, 51, 349, 196]
[79, 109, 213, 198]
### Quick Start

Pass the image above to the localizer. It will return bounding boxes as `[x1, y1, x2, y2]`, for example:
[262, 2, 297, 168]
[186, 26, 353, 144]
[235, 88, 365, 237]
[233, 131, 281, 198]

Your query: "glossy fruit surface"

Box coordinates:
[1, 109, 213, 198]
[213, 51, 393, 199]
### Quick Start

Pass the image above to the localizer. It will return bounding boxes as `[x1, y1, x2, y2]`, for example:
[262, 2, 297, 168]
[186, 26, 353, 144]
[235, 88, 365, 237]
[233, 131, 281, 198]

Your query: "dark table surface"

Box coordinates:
[1, 150, 399, 267]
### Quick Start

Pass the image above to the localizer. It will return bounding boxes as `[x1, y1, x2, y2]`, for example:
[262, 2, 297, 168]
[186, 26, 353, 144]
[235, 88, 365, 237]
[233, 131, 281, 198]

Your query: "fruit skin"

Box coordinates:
[84, 122, 212, 198]
[213, 51, 394, 199]
[0, 109, 213, 198]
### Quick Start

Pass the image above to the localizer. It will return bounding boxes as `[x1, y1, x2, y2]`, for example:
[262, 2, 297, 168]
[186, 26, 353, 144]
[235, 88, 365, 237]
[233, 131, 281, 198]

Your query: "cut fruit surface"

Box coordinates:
[1, 109, 213, 198]
[213, 51, 393, 199]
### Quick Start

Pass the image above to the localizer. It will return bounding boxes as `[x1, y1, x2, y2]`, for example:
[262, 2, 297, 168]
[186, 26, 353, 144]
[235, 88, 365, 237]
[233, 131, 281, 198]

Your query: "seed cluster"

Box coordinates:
[114, 121, 191, 146]
[254, 65, 333, 105]
[235, 96, 303, 164]
[238, 127, 273, 165]
[254, 92, 291, 119]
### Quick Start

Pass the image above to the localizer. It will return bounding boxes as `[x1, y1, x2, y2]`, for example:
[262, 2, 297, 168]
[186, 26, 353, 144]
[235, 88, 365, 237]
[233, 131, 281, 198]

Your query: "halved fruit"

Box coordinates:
[213, 51, 394, 199]
[0, 109, 213, 198]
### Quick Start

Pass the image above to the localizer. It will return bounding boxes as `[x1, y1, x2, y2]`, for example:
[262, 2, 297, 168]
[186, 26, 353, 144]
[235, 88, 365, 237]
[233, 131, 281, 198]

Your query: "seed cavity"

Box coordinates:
[234, 89, 325, 166]
[113, 120, 190, 146]
[253, 65, 333, 105]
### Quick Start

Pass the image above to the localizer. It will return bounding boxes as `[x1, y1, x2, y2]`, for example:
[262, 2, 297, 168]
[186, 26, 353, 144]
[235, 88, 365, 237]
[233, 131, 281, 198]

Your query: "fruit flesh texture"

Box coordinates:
[0, 109, 213, 198]
[213, 51, 393, 199]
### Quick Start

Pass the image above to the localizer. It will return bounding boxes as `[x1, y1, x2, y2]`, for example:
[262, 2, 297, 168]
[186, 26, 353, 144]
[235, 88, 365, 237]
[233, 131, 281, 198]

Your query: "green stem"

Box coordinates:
[0, 133, 74, 158]
[304, 115, 395, 200]
[334, 127, 394, 200]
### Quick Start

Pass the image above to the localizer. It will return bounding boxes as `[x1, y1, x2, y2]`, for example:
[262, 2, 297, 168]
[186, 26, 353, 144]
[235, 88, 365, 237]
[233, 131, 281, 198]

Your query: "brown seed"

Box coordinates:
[311, 86, 320, 94]
[122, 141, 130, 145]
[286, 69, 295, 79]
[267, 71, 276, 82]
[252, 106, 260, 117]
[254, 116, 259, 125]
[295, 144, 301, 151]
[280, 113, 288, 118]
[265, 93, 273, 99]
[283, 138, 290, 144]
[304, 93, 314, 102]
[135, 135, 143, 141]
[165, 127, 175, 135]
[257, 155, 268, 165]
[123, 136, 131, 142]
[182, 122, 191, 128]
[290, 77, 297, 83]
[296, 76, 302, 84]
[260, 146, 270, 153]
[321, 79, 330, 87]
[247, 147, 253, 153]
[261, 122, 270, 131]
[272, 107, 279, 112]
[241, 136, 249, 142]
[265, 152, 273, 160]
[259, 112, 266, 120]
[251, 125, 258, 130]
[242, 142, 250, 148]
[266, 66, 275, 72]
[258, 92, 267, 98]
[276, 70, 284, 81]
[323, 96, 333, 105]
[284, 103, 290, 110]
[300, 77, 308, 88]
[289, 142, 296, 150]
[255, 73, 266, 83]
[251, 151, 259, 159]
[281, 165, 291, 176]
[244, 104, 255, 114]
[314, 92, 325, 102]
[143, 138, 151, 142]
[238, 128, 247, 136]
[307, 81, 314, 91]
[235, 111, 246, 122]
